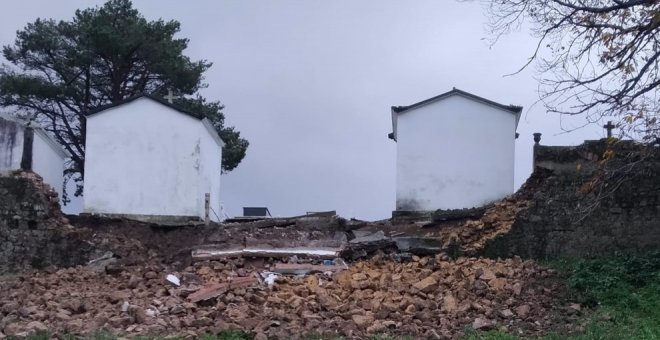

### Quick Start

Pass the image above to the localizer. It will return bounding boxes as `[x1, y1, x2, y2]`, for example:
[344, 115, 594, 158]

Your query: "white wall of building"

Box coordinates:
[83, 98, 222, 220]
[395, 95, 518, 210]
[198, 121, 223, 222]
[32, 131, 66, 199]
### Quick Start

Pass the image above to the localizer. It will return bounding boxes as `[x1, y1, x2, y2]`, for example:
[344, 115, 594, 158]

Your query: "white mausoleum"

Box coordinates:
[389, 88, 522, 211]
[83, 95, 224, 222]
[0, 115, 68, 198]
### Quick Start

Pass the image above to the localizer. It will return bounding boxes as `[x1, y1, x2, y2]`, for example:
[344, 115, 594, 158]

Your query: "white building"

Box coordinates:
[389, 88, 521, 211]
[0, 115, 68, 198]
[83, 95, 224, 222]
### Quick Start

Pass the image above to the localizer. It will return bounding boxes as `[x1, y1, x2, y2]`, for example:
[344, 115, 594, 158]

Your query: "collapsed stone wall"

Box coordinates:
[481, 140, 660, 259]
[0, 171, 94, 273]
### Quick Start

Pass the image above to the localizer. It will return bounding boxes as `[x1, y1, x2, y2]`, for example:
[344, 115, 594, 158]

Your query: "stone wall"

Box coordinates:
[482, 140, 660, 259]
[0, 172, 93, 273]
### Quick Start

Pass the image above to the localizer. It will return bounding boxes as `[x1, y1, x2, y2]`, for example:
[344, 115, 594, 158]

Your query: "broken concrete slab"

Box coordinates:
[272, 263, 346, 276]
[351, 230, 387, 243]
[343, 230, 395, 258]
[393, 237, 443, 255]
[191, 247, 342, 261]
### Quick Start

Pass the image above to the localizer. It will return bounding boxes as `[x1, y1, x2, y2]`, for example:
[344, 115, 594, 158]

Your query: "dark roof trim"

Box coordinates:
[85, 94, 203, 120]
[391, 88, 523, 115]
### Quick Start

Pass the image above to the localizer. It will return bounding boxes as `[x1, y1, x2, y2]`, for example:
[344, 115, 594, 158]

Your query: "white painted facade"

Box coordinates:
[0, 116, 68, 198]
[83, 96, 224, 221]
[391, 89, 521, 211]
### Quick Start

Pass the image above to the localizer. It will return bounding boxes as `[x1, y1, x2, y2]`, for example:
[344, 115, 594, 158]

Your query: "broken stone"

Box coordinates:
[126, 275, 140, 289]
[512, 282, 523, 295]
[477, 268, 497, 281]
[413, 276, 438, 293]
[352, 314, 375, 329]
[472, 317, 494, 330]
[515, 304, 531, 317]
[500, 309, 514, 318]
[351, 273, 367, 281]
[489, 278, 507, 290]
[442, 294, 458, 312]
[130, 306, 148, 324]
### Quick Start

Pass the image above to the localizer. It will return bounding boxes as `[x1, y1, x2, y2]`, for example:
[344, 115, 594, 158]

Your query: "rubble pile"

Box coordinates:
[431, 169, 552, 255]
[12, 171, 64, 220]
[0, 252, 574, 339]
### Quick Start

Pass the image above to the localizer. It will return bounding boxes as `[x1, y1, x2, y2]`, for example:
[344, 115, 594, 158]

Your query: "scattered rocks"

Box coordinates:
[0, 254, 566, 338]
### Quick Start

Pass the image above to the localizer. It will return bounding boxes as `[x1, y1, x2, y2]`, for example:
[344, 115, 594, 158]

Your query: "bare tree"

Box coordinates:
[481, 0, 659, 141]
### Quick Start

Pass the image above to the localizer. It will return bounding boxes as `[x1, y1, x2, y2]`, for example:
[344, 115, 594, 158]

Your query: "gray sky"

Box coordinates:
[1, 1, 604, 220]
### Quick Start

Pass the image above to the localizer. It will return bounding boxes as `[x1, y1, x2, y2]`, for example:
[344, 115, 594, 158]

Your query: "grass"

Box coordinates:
[467, 251, 660, 340]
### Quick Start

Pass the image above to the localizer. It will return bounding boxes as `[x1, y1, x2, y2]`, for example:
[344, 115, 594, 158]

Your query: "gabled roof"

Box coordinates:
[389, 87, 522, 142]
[391, 87, 522, 115]
[86, 94, 225, 147]
[86, 94, 203, 119]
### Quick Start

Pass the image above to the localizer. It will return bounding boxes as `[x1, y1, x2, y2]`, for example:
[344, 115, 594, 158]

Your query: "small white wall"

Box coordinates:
[32, 131, 66, 199]
[83, 98, 222, 220]
[0, 118, 24, 172]
[197, 122, 223, 222]
[396, 95, 517, 210]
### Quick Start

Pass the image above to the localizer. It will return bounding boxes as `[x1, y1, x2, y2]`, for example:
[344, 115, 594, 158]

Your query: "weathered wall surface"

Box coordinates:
[482, 140, 660, 259]
[395, 94, 519, 211]
[0, 172, 93, 273]
[0, 117, 24, 171]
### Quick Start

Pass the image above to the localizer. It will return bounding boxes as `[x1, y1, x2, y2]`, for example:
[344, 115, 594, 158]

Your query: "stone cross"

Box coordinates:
[603, 121, 616, 138]
[165, 89, 175, 104]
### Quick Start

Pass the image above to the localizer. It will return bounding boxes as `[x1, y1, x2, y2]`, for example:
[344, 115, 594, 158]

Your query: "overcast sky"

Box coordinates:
[1, 1, 604, 220]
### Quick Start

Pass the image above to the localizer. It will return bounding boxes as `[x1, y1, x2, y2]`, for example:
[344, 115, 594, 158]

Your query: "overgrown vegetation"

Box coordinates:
[468, 251, 660, 340]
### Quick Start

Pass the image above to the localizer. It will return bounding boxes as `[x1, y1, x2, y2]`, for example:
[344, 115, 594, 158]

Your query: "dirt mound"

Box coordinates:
[0, 251, 577, 339]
